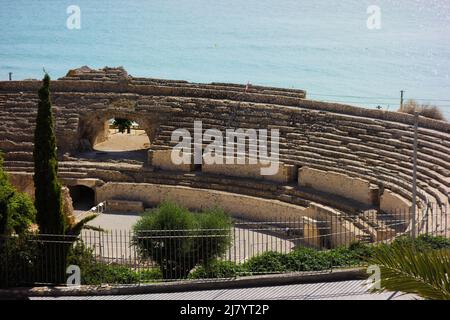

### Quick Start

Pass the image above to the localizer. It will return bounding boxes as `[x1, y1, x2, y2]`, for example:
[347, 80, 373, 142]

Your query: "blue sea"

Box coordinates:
[1, 0, 450, 118]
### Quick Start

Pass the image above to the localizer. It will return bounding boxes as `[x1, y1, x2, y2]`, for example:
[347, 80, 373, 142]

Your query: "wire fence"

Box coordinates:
[0, 205, 448, 287]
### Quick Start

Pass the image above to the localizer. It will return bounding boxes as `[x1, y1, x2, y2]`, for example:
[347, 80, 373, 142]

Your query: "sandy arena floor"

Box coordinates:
[94, 129, 150, 152]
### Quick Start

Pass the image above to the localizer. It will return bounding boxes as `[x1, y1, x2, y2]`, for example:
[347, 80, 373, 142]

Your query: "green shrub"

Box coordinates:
[0, 153, 36, 235]
[8, 192, 36, 235]
[285, 247, 330, 271]
[244, 251, 287, 273]
[133, 201, 232, 279]
[189, 260, 241, 279]
[67, 242, 161, 285]
[241, 242, 372, 275]
[347, 241, 375, 259]
[0, 184, 14, 235]
[320, 242, 375, 268]
[0, 235, 40, 288]
[393, 234, 450, 251]
[139, 268, 163, 282]
[67, 242, 136, 285]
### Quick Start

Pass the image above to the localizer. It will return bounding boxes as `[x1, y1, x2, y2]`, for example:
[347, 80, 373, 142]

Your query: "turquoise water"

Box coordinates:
[1, 0, 450, 117]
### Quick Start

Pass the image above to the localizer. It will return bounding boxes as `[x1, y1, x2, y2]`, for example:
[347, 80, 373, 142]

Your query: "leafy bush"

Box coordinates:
[85, 264, 139, 285]
[244, 251, 287, 273]
[285, 247, 331, 271]
[347, 241, 375, 259]
[133, 201, 232, 279]
[188, 243, 373, 279]
[0, 184, 14, 235]
[7, 192, 36, 235]
[0, 153, 36, 235]
[139, 268, 163, 282]
[238, 238, 448, 277]
[393, 234, 450, 251]
[320, 241, 375, 268]
[189, 260, 241, 279]
[67, 242, 162, 285]
[0, 235, 40, 288]
[242, 243, 372, 274]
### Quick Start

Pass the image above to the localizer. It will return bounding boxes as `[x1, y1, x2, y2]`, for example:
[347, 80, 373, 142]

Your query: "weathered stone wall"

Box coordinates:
[7, 172, 75, 222]
[106, 199, 144, 213]
[380, 189, 413, 215]
[7, 172, 35, 199]
[298, 167, 378, 206]
[202, 161, 296, 183]
[96, 182, 311, 220]
[150, 149, 194, 172]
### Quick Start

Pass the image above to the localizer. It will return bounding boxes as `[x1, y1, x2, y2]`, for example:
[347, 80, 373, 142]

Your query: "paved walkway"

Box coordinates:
[30, 280, 418, 300]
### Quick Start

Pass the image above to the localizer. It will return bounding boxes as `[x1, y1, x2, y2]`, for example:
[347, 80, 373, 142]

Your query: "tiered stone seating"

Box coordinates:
[0, 66, 448, 241]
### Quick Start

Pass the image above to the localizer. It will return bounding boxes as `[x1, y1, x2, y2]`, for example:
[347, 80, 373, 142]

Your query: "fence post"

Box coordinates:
[411, 111, 419, 239]
[2, 238, 8, 287]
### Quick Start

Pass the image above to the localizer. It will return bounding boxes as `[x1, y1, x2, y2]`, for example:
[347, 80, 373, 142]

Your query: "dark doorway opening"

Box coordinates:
[69, 185, 95, 211]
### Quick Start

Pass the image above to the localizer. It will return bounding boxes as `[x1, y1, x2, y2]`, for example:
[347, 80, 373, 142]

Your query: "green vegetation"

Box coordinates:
[391, 234, 450, 251]
[190, 242, 373, 278]
[33, 73, 65, 234]
[400, 99, 446, 121]
[369, 241, 450, 300]
[0, 234, 40, 287]
[113, 118, 133, 133]
[189, 260, 242, 279]
[0, 153, 37, 287]
[0, 153, 36, 236]
[67, 242, 162, 285]
[133, 201, 232, 279]
[191, 236, 450, 279]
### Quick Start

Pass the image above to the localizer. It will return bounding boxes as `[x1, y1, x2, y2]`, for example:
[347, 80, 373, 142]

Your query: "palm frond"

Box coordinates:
[81, 225, 105, 232]
[369, 243, 450, 300]
[68, 214, 102, 235]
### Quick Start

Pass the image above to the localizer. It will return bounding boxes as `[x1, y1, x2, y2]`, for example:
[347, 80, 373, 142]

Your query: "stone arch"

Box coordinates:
[76, 110, 159, 152]
[68, 185, 96, 211]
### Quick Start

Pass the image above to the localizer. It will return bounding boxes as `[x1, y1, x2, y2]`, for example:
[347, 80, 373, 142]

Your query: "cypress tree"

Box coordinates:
[33, 74, 65, 234]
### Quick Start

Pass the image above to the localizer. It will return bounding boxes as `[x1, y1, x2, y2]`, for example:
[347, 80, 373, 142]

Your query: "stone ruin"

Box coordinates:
[0, 66, 449, 248]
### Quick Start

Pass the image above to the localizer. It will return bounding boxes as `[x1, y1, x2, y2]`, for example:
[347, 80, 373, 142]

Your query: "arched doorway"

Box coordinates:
[76, 111, 156, 163]
[69, 185, 95, 211]
[93, 118, 150, 152]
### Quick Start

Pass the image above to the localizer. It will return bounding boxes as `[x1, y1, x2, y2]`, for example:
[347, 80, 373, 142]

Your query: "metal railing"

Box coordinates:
[1, 205, 448, 287]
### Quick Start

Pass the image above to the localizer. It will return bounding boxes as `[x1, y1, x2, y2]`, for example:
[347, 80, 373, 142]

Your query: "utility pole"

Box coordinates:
[400, 90, 404, 111]
[8, 72, 12, 81]
[411, 109, 419, 239]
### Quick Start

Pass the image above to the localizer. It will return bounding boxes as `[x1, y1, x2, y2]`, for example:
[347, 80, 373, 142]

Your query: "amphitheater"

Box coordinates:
[0, 66, 449, 248]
